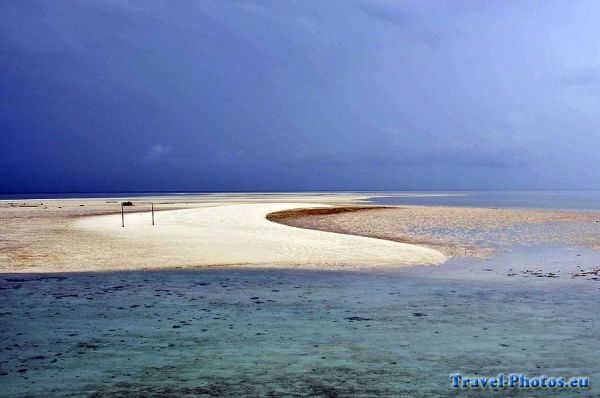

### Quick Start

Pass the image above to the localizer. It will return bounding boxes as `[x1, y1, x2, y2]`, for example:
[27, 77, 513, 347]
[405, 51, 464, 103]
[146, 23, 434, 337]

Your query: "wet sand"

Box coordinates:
[268, 205, 600, 258]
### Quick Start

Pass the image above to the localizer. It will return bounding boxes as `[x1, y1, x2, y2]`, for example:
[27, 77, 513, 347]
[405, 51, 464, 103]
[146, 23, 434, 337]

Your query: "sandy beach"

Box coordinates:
[0, 194, 446, 272]
[2, 193, 599, 274]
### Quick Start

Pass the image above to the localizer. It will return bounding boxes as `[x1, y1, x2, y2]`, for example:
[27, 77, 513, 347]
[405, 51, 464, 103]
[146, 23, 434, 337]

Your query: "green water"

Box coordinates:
[1, 268, 599, 397]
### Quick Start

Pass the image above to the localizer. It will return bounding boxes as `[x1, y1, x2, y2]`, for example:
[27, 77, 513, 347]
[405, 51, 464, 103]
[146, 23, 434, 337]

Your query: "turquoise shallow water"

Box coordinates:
[1, 269, 599, 397]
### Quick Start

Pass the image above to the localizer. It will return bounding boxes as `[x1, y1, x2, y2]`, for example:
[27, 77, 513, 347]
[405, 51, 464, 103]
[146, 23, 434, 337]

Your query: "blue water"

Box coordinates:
[1, 270, 598, 397]
[370, 190, 600, 211]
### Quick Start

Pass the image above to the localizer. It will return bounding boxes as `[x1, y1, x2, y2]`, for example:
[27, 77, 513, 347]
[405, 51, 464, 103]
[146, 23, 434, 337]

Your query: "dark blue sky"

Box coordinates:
[1, 0, 599, 192]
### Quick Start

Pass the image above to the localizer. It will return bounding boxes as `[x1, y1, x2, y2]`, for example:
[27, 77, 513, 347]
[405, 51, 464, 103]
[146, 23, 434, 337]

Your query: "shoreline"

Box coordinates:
[2, 252, 598, 285]
[267, 205, 600, 258]
[2, 193, 599, 278]
[0, 196, 446, 273]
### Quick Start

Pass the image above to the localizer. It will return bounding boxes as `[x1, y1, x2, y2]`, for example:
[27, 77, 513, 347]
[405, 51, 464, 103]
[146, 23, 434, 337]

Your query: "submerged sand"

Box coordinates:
[268, 205, 600, 258]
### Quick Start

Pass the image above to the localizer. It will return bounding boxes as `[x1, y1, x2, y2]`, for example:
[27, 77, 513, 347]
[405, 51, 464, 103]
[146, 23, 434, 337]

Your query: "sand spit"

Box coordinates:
[4, 192, 597, 273]
[0, 201, 445, 272]
[268, 206, 600, 258]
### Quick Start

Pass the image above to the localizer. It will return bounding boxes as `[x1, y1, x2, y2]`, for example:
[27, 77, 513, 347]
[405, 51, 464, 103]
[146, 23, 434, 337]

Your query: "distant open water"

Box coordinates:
[369, 190, 600, 211]
[3, 190, 600, 211]
[0, 192, 211, 200]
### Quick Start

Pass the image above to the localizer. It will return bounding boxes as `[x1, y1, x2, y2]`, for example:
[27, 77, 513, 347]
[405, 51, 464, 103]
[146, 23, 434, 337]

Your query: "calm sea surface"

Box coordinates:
[1, 270, 599, 397]
[0, 192, 208, 200]
[370, 190, 600, 211]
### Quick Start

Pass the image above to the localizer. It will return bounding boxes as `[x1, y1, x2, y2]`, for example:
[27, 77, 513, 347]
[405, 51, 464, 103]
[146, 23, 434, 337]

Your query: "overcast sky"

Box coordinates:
[1, 0, 599, 192]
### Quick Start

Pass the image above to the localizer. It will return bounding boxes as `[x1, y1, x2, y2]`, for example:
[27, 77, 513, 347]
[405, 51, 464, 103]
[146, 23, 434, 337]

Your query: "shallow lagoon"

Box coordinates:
[1, 266, 599, 397]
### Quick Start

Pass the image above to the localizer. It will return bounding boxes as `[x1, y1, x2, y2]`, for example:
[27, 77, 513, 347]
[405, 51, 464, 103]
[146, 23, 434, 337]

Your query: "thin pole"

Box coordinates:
[121, 203, 124, 227]
[151, 203, 154, 226]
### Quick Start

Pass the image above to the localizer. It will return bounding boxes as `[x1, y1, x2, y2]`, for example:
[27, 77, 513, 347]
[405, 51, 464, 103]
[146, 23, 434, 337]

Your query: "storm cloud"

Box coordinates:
[1, 0, 599, 192]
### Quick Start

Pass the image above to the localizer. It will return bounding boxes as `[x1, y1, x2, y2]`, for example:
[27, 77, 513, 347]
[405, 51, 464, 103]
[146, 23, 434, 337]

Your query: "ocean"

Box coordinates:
[1, 269, 598, 397]
[369, 190, 600, 211]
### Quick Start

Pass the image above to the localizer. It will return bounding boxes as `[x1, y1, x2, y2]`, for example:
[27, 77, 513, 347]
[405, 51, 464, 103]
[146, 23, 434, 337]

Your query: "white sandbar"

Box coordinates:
[71, 202, 446, 270]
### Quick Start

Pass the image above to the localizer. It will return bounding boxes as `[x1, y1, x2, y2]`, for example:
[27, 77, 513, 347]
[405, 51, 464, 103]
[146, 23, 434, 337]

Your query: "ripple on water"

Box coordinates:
[0, 268, 599, 397]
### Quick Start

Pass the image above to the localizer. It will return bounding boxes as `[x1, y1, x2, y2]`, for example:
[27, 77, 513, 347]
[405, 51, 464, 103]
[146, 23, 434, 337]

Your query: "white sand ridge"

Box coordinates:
[71, 202, 446, 270]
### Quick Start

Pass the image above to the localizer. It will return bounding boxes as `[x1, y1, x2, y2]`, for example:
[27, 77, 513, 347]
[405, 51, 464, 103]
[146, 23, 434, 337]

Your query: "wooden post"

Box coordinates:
[121, 203, 124, 227]
[151, 202, 154, 226]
